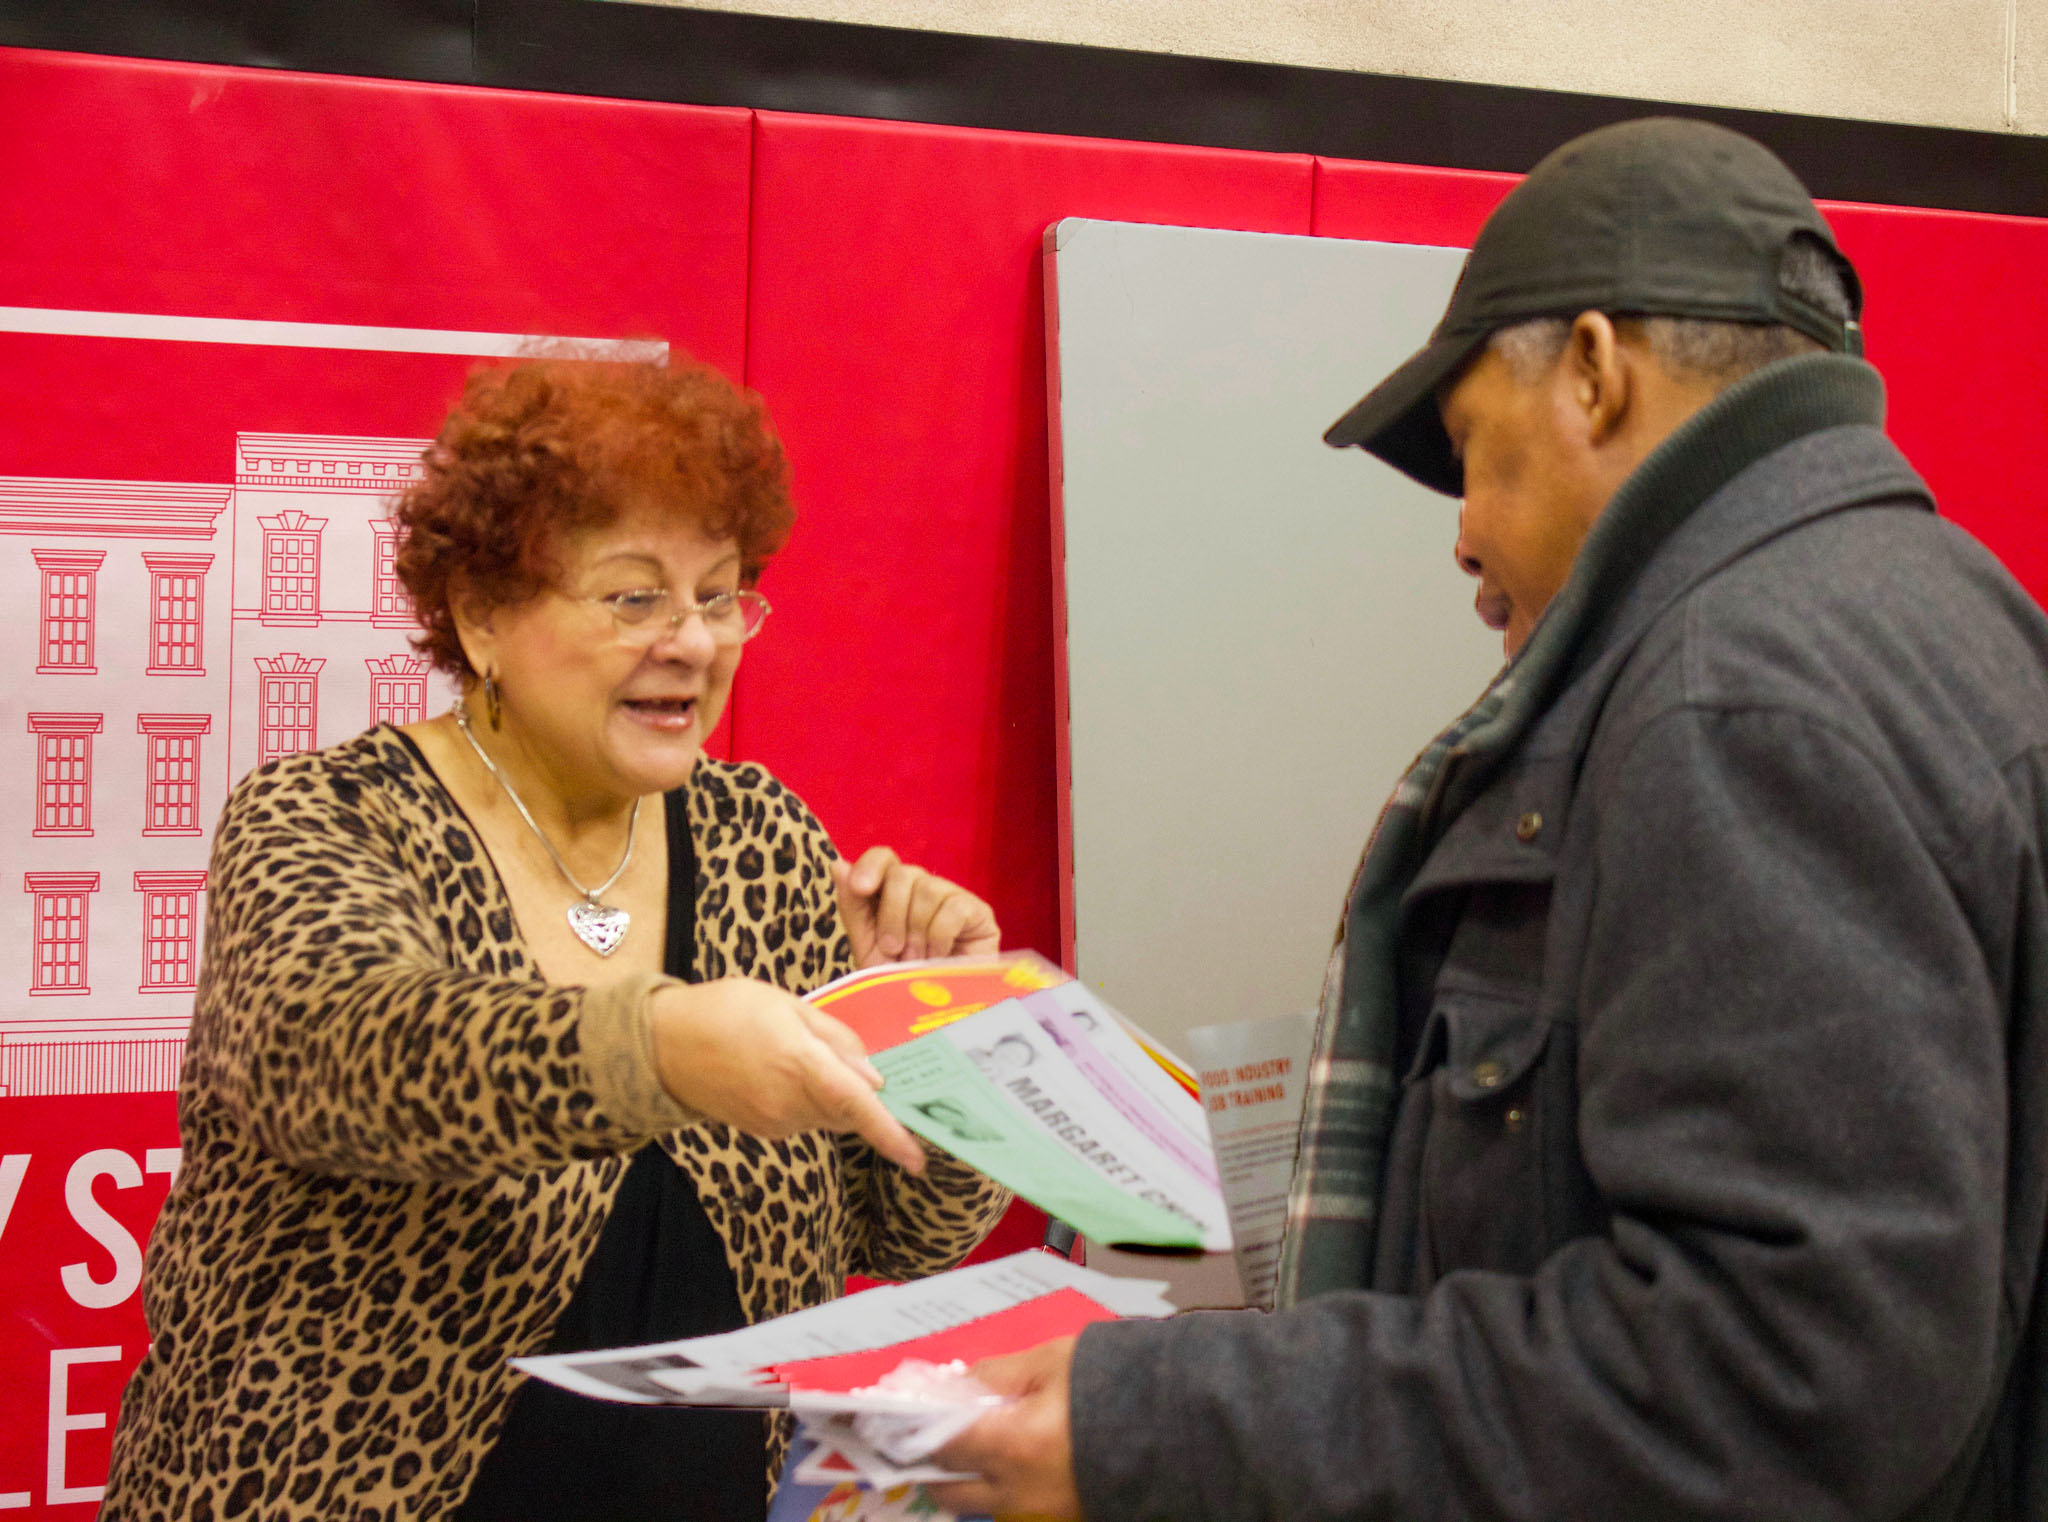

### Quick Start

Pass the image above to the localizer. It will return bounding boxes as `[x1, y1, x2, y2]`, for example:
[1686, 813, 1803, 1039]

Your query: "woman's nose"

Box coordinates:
[649, 607, 719, 662]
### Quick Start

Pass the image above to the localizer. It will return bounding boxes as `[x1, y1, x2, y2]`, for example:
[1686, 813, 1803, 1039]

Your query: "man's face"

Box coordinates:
[1439, 343, 1604, 658]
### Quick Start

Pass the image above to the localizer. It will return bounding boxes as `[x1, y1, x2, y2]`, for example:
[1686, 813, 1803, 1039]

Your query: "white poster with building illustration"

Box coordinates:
[0, 49, 754, 1514]
[0, 432, 462, 1101]
[0, 317, 659, 1517]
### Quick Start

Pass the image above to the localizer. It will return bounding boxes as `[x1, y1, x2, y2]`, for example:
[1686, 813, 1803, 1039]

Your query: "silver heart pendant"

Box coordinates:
[566, 900, 630, 957]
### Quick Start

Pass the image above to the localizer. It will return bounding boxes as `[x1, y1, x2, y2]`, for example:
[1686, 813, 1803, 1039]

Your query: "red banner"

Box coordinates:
[0, 1095, 177, 1509]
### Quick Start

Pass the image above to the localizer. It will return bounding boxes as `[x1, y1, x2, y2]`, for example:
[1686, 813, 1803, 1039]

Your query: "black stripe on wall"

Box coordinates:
[6, 0, 2046, 220]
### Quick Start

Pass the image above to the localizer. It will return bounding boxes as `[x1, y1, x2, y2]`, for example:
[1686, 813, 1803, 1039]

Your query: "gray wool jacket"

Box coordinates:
[1071, 358, 2048, 1522]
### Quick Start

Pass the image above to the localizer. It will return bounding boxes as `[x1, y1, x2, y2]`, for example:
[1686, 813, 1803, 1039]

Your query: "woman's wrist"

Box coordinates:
[645, 981, 704, 1110]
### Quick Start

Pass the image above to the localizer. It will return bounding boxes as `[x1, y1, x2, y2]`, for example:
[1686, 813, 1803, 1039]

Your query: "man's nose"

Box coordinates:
[1454, 517, 1482, 579]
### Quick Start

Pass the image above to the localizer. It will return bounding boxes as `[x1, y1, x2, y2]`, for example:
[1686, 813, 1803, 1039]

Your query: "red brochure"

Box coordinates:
[767, 1286, 1117, 1393]
[806, 951, 1071, 1050]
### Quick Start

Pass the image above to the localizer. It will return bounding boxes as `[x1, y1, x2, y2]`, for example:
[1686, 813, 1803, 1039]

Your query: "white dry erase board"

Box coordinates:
[1046, 218, 1506, 1058]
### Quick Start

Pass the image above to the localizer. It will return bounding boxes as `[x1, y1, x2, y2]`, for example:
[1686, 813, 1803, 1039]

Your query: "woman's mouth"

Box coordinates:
[621, 696, 698, 733]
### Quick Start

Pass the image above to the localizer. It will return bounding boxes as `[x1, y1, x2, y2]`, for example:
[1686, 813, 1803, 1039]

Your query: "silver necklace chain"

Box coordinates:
[452, 702, 640, 913]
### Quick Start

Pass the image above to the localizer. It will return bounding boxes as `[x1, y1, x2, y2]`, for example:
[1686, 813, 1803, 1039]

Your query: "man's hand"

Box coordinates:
[930, 1336, 1083, 1521]
[832, 847, 1001, 966]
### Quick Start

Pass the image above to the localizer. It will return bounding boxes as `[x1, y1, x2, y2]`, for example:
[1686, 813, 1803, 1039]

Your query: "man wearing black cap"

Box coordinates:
[938, 116, 2048, 1522]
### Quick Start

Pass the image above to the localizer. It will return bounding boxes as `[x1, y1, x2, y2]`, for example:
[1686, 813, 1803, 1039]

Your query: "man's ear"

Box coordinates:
[1565, 310, 1632, 445]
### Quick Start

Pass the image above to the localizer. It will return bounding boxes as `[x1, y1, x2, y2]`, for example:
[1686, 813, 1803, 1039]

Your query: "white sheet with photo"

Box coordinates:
[942, 1000, 1231, 1251]
[511, 1251, 1173, 1405]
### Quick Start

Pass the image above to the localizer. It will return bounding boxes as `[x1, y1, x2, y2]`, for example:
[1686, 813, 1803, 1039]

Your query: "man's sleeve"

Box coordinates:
[1069, 703, 2009, 1522]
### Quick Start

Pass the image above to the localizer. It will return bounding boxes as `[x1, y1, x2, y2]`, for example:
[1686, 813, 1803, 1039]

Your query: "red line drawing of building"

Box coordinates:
[3, 445, 450, 1097]
[34, 547, 105, 674]
[229, 433, 441, 782]
[253, 654, 323, 766]
[24, 871, 98, 996]
[145, 551, 213, 674]
[27, 711, 103, 836]
[134, 870, 207, 994]
[370, 519, 412, 628]
[138, 713, 211, 835]
[258, 508, 325, 626]
[5, 479, 230, 1095]
[367, 653, 431, 726]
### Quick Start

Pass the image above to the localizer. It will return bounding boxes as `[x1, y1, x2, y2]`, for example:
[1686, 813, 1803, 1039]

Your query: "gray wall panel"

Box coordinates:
[1051, 218, 1504, 1054]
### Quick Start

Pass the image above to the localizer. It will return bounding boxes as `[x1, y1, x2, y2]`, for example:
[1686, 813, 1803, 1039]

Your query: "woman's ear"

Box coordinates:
[450, 587, 498, 683]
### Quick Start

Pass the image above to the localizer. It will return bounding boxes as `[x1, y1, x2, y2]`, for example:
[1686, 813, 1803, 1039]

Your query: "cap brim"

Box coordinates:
[1322, 327, 1490, 497]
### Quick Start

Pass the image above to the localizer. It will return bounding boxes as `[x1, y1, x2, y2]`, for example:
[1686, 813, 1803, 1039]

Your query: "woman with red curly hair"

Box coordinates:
[102, 358, 1011, 1522]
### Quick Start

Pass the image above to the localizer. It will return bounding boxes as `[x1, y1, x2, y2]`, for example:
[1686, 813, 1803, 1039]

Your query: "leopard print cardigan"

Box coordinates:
[100, 726, 1009, 1522]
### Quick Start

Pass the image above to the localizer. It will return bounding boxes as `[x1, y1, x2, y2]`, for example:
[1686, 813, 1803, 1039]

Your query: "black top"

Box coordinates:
[457, 789, 768, 1522]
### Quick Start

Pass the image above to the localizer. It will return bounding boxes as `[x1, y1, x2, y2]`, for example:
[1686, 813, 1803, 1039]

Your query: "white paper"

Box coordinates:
[511, 1251, 1174, 1406]
[941, 1001, 1232, 1252]
[1021, 984, 1217, 1186]
[1187, 1009, 1318, 1310]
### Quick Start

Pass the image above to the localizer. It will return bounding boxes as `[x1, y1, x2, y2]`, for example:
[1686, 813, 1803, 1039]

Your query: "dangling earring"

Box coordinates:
[483, 671, 503, 730]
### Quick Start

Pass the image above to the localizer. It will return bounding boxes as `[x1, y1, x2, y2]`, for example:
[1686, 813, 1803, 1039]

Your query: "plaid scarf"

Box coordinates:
[1269, 664, 1519, 1308]
[1272, 352, 1884, 1309]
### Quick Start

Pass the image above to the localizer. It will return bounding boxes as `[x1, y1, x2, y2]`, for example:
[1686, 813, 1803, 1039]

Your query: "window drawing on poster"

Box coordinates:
[0, 434, 455, 1100]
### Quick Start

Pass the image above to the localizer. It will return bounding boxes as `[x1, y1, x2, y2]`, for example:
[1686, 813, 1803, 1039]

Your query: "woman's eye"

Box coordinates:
[608, 590, 666, 620]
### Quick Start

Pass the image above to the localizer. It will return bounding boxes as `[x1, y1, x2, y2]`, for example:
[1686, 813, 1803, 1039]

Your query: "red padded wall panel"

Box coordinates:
[738, 114, 1313, 964]
[1310, 151, 2048, 608]
[0, 48, 754, 760]
[0, 50, 753, 353]
[1824, 201, 2048, 606]
[1311, 156, 1519, 246]
[0, 54, 755, 1504]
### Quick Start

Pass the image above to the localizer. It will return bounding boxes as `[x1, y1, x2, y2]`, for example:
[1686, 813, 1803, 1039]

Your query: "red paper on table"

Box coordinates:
[806, 952, 1070, 1050]
[769, 1288, 1118, 1393]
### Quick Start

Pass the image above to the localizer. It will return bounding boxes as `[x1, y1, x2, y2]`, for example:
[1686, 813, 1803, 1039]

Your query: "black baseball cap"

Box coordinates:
[1324, 117, 1864, 496]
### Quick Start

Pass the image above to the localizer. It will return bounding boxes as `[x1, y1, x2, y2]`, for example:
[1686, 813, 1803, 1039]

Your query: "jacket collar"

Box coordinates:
[1535, 352, 1902, 693]
[1407, 354, 1930, 901]
[1560, 352, 1928, 689]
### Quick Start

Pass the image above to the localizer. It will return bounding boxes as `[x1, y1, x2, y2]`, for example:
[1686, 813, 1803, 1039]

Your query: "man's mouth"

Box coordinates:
[1475, 590, 1512, 633]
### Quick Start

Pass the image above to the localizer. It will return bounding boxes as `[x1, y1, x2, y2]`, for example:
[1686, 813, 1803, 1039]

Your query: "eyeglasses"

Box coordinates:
[579, 588, 772, 647]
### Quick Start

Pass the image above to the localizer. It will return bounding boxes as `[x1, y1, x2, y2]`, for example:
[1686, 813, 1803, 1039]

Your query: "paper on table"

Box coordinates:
[512, 1251, 1171, 1405]
[874, 1020, 1205, 1249]
[1186, 1009, 1318, 1311]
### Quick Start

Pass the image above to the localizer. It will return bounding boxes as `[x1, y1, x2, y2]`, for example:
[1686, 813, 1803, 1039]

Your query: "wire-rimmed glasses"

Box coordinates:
[579, 588, 772, 648]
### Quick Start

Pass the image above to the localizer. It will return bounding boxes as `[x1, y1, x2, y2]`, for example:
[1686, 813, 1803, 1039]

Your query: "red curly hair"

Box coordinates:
[392, 355, 795, 679]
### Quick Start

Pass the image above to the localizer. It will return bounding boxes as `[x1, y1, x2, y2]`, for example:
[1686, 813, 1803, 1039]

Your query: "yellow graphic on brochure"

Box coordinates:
[808, 951, 1070, 1048]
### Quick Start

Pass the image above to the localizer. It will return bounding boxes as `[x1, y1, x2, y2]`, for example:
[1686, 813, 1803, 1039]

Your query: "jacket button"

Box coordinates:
[1471, 1060, 1506, 1089]
[1515, 811, 1543, 842]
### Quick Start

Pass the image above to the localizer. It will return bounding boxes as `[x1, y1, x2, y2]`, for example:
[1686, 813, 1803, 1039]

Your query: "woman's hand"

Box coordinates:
[831, 847, 1001, 966]
[648, 978, 926, 1173]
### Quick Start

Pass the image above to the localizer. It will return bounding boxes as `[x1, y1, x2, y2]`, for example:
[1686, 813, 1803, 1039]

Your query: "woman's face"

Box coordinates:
[456, 501, 747, 804]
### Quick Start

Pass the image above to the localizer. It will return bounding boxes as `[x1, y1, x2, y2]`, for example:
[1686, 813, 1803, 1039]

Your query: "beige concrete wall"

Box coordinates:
[647, 0, 2047, 135]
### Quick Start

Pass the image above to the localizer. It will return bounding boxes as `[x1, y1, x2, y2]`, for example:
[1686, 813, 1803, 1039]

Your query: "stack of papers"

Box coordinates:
[785, 1359, 1000, 1492]
[511, 1249, 1173, 1411]
[809, 954, 1231, 1251]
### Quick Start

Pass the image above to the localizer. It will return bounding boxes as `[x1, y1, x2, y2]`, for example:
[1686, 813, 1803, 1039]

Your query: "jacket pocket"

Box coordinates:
[1416, 987, 1552, 1279]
